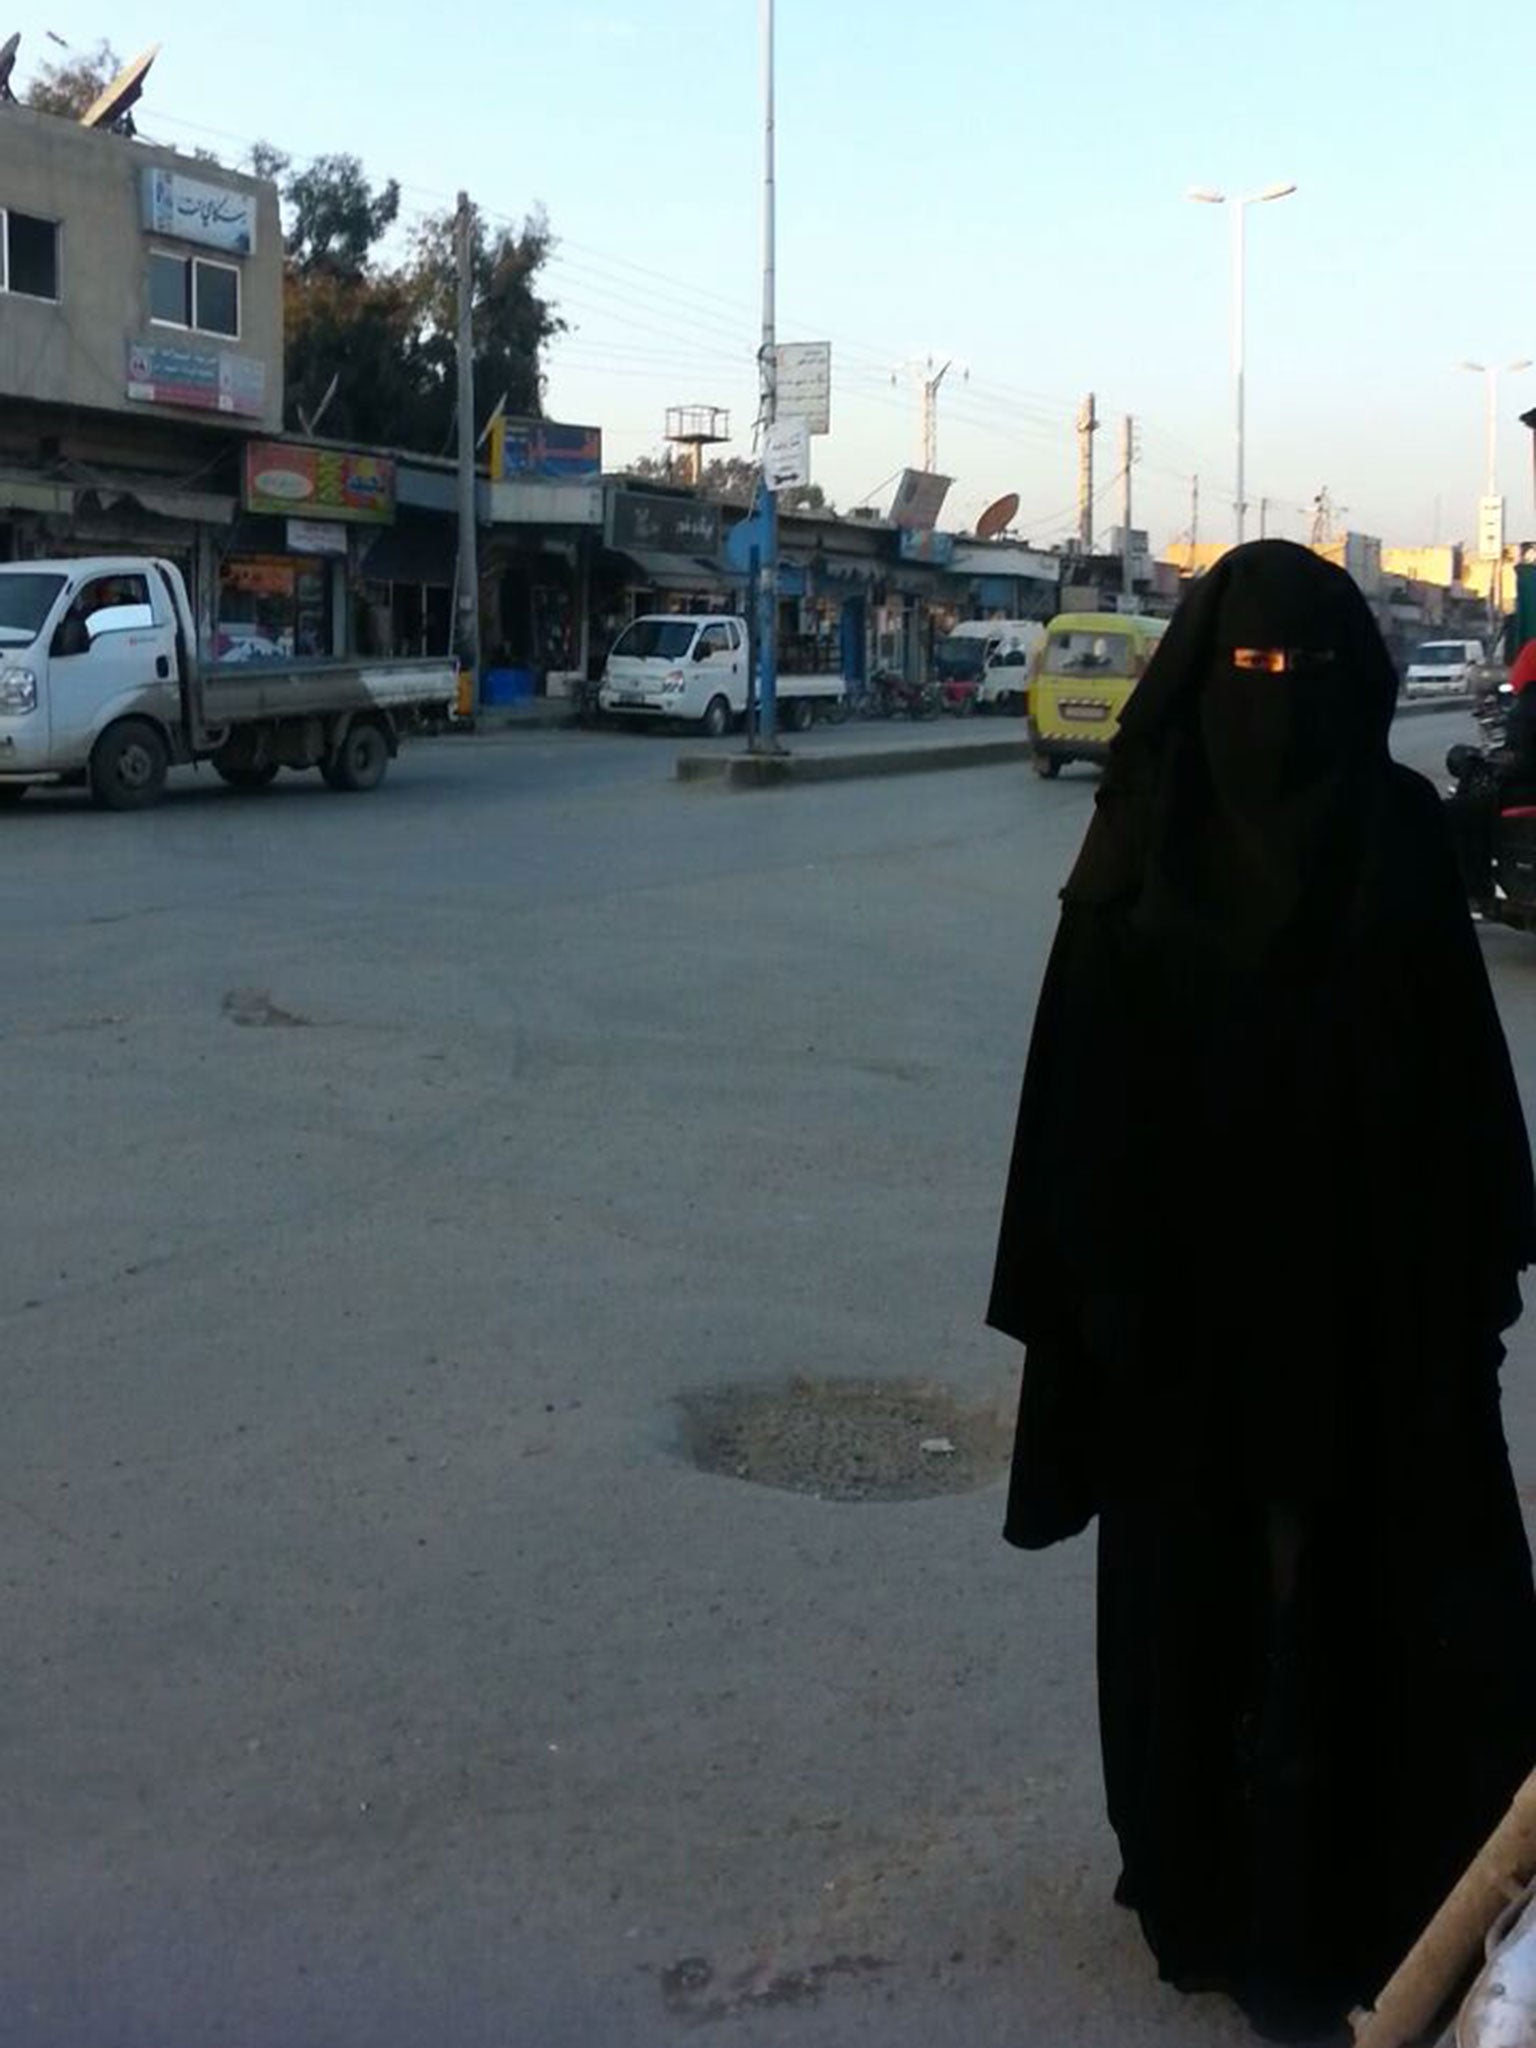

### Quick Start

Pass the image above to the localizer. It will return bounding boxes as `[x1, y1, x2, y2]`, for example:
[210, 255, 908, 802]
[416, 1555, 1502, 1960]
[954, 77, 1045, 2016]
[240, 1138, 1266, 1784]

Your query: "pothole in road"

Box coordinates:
[677, 1376, 1012, 1502]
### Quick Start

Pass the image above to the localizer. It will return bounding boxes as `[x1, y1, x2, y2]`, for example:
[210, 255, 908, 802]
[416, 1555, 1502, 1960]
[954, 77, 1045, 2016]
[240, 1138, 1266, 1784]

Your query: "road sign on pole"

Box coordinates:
[773, 342, 831, 435]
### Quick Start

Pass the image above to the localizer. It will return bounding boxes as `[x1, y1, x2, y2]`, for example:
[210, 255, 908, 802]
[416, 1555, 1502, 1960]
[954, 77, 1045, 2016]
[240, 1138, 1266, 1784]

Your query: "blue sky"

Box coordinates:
[21, 0, 1536, 549]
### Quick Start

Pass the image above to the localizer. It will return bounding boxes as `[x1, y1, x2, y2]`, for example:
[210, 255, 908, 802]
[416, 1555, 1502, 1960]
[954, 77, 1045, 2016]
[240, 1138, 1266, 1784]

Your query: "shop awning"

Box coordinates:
[122, 487, 236, 525]
[610, 549, 727, 592]
[0, 476, 76, 517]
[361, 518, 458, 588]
[75, 484, 237, 526]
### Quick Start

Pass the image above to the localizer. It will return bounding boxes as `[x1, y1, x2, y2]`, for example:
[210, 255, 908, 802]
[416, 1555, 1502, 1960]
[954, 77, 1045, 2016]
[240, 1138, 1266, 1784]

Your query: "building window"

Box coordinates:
[148, 249, 240, 339]
[0, 210, 60, 301]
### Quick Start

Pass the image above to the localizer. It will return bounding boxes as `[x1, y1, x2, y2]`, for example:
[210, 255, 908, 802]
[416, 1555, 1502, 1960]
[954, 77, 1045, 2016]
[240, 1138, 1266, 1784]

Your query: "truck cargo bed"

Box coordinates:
[200, 657, 454, 723]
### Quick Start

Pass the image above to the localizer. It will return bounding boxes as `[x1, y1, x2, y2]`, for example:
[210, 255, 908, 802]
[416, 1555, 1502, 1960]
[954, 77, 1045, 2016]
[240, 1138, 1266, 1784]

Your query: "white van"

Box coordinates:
[1405, 638, 1485, 695]
[933, 619, 1045, 712]
[599, 613, 844, 736]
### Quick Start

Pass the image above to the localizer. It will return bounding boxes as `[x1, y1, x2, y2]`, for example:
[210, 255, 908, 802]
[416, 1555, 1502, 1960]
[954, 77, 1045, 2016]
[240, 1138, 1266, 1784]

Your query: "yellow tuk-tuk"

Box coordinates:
[1028, 611, 1168, 778]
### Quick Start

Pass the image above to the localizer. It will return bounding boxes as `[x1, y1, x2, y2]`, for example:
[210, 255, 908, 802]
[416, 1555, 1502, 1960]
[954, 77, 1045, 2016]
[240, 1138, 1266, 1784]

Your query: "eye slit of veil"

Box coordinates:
[1231, 648, 1339, 674]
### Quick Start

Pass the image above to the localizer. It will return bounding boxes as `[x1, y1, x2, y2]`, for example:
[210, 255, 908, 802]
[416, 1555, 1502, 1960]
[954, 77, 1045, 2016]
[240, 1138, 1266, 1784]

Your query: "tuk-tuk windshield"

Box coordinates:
[1042, 629, 1135, 679]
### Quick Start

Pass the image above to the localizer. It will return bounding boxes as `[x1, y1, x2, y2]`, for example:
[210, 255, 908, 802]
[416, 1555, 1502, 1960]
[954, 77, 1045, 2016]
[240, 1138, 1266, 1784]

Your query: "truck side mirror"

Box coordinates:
[693, 642, 711, 662]
[52, 614, 90, 658]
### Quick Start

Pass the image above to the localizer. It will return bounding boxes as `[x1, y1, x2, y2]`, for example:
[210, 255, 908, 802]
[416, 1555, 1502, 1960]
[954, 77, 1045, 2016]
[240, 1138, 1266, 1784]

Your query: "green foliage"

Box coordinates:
[24, 40, 119, 117]
[626, 451, 829, 514]
[248, 151, 561, 453]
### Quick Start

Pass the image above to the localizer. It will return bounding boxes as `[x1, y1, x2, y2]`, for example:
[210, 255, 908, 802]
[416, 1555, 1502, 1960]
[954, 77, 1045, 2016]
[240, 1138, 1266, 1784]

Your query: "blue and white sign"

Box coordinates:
[141, 167, 256, 255]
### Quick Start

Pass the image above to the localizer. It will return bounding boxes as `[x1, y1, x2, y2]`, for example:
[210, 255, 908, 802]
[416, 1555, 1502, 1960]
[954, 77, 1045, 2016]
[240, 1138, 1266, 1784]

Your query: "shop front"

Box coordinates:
[596, 488, 728, 652]
[216, 545, 335, 661]
[223, 439, 400, 662]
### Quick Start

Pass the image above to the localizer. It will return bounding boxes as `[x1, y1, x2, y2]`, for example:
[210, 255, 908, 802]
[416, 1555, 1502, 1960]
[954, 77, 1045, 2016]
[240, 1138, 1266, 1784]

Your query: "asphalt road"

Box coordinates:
[4, 708, 1528, 2048]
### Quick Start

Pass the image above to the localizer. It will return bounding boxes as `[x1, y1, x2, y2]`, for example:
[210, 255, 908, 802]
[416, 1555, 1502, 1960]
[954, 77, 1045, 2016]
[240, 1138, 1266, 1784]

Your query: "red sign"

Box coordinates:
[243, 443, 396, 525]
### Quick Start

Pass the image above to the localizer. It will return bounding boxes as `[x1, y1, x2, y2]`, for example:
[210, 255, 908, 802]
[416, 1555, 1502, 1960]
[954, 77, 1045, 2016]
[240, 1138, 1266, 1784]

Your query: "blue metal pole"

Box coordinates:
[756, 485, 778, 745]
[755, 0, 782, 752]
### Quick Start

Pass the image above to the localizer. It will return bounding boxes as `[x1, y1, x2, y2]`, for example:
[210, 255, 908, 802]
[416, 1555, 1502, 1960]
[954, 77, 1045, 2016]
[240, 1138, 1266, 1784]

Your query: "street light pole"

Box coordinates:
[754, 0, 781, 753]
[1189, 181, 1296, 545]
[1460, 357, 1533, 633]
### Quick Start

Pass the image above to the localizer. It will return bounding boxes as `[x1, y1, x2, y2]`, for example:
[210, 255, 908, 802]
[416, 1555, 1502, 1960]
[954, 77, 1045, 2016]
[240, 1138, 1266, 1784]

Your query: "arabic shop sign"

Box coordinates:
[606, 489, 720, 556]
[127, 340, 267, 419]
[141, 167, 257, 255]
[898, 527, 956, 565]
[243, 443, 397, 526]
[490, 416, 603, 481]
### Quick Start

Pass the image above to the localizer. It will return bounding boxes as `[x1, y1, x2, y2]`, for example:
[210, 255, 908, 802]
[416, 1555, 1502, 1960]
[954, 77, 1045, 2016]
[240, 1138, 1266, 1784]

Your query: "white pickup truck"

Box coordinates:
[0, 555, 456, 809]
[599, 613, 845, 736]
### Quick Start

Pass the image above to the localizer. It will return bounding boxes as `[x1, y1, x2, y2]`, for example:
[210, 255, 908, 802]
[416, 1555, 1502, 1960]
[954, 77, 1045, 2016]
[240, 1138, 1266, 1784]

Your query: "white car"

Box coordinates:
[1405, 638, 1485, 694]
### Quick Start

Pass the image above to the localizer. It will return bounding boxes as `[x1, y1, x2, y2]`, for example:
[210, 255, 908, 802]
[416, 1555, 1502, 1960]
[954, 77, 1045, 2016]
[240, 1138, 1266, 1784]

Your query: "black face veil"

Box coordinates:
[1064, 540, 1400, 963]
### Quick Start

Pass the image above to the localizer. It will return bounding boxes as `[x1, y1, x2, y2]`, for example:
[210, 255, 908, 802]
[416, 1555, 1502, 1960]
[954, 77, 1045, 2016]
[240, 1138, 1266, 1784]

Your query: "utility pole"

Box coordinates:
[1259, 495, 1269, 539]
[454, 191, 481, 706]
[754, 0, 781, 751]
[922, 357, 952, 472]
[1120, 414, 1135, 603]
[1076, 392, 1099, 555]
[1191, 473, 1200, 553]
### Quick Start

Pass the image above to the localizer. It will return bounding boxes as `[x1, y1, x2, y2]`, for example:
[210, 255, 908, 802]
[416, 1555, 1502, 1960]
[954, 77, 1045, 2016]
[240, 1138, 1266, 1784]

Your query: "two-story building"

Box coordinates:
[0, 104, 293, 652]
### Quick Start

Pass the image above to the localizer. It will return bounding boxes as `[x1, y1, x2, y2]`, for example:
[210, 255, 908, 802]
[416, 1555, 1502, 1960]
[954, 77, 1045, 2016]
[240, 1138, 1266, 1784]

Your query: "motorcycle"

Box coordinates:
[1474, 680, 1512, 749]
[1446, 741, 1536, 933]
[867, 667, 942, 720]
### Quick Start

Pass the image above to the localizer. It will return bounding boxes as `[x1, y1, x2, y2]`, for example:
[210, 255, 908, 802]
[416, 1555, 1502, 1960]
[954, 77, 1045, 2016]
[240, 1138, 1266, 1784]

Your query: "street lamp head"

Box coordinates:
[1509, 358, 1534, 374]
[1257, 181, 1297, 203]
[1187, 186, 1226, 204]
[1460, 359, 1488, 374]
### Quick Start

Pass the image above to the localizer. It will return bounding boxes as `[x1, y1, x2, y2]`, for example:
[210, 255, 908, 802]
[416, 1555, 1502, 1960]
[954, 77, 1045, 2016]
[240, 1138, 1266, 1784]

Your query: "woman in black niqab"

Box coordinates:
[989, 542, 1536, 2039]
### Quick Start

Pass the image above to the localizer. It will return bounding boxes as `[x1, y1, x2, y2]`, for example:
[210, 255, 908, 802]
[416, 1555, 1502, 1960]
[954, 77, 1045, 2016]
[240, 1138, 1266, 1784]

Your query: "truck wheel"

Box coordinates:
[787, 698, 815, 733]
[328, 719, 390, 793]
[215, 761, 279, 792]
[91, 719, 169, 811]
[699, 695, 732, 740]
[1033, 751, 1062, 780]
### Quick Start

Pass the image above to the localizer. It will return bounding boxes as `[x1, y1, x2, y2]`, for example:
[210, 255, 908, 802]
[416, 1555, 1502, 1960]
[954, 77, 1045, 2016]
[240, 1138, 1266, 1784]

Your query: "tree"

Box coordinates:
[285, 154, 400, 281]
[624, 451, 829, 514]
[24, 40, 119, 117]
[403, 203, 565, 450]
[282, 270, 425, 447]
[252, 159, 562, 454]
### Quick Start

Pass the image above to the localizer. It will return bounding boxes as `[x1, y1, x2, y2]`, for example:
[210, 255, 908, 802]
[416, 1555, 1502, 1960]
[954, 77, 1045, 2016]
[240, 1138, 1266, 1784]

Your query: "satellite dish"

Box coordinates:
[0, 32, 20, 103]
[79, 43, 159, 135]
[976, 492, 1020, 541]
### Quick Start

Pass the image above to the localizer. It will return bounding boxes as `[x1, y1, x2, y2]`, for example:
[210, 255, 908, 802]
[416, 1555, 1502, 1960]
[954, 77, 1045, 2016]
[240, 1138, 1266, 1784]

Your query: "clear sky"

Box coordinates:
[21, 0, 1536, 551]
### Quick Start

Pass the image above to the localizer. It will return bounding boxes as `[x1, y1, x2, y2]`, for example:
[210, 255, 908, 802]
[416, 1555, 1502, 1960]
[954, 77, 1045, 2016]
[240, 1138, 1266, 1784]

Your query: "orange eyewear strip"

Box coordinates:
[1231, 648, 1337, 673]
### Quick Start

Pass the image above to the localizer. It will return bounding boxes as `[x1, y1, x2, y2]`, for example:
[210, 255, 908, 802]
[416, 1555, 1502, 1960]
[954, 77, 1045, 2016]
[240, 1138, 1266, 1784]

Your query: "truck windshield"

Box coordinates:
[1042, 630, 1134, 678]
[611, 620, 698, 661]
[1414, 645, 1463, 665]
[0, 572, 66, 646]
[935, 636, 990, 678]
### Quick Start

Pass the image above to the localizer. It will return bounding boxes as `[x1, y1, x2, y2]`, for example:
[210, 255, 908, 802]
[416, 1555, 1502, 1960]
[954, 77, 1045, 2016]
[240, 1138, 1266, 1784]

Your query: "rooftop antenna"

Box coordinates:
[975, 491, 1021, 541]
[79, 43, 159, 135]
[0, 32, 20, 103]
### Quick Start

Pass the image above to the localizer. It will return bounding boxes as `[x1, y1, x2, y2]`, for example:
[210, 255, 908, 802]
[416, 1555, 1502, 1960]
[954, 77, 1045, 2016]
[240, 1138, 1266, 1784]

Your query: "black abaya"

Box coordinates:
[989, 543, 1536, 2037]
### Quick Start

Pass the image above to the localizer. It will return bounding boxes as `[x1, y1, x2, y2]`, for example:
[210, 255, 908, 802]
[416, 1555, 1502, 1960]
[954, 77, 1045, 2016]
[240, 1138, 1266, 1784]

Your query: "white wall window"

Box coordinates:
[0, 209, 61, 302]
[148, 249, 240, 339]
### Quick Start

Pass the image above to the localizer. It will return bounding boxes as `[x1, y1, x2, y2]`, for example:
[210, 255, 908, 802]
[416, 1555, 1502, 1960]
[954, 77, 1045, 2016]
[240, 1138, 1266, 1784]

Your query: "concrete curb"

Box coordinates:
[675, 697, 1472, 791]
[676, 737, 1032, 788]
